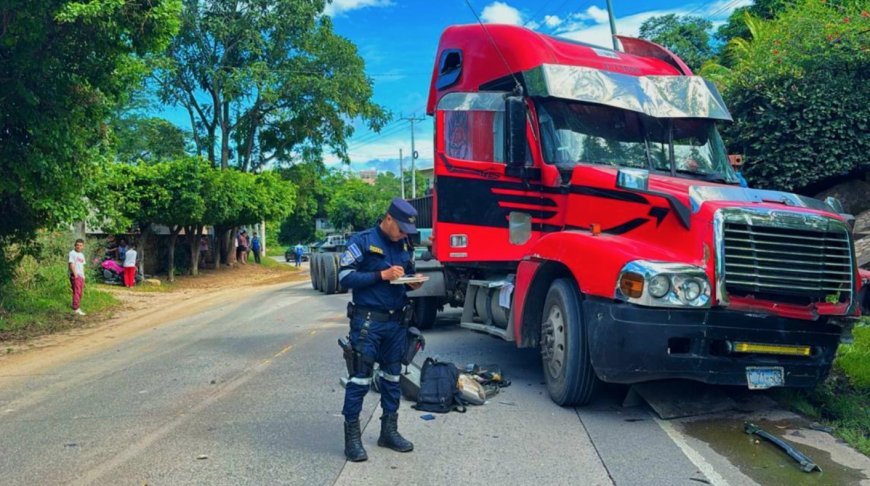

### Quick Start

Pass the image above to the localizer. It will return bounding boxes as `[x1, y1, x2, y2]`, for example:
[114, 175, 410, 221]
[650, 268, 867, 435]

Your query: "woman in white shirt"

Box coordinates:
[123, 242, 138, 288]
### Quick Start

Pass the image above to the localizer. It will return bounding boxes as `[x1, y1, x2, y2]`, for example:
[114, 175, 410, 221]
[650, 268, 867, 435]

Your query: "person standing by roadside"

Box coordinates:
[117, 238, 128, 262]
[294, 243, 304, 267]
[123, 242, 138, 288]
[237, 230, 249, 265]
[68, 239, 87, 316]
[199, 235, 209, 268]
[338, 198, 423, 462]
[250, 232, 261, 264]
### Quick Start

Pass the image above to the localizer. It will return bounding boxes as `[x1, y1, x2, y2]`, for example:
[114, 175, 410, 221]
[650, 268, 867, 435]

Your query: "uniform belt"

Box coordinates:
[353, 306, 405, 322]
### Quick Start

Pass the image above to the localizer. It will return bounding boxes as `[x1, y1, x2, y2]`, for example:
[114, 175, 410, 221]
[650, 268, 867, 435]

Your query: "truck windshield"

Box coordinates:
[536, 99, 738, 183]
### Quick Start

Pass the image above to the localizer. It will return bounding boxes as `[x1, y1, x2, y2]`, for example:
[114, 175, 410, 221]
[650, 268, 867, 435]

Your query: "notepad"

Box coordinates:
[390, 275, 430, 285]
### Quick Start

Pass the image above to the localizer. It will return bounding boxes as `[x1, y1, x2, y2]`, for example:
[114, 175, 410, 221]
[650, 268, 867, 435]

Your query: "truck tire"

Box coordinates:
[323, 252, 338, 295]
[541, 278, 597, 406]
[413, 297, 438, 329]
[318, 254, 328, 293]
[309, 253, 318, 290]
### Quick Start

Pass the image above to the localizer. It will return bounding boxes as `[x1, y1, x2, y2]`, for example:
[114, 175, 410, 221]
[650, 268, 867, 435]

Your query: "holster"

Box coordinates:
[402, 304, 414, 327]
[338, 336, 355, 376]
[401, 327, 425, 366]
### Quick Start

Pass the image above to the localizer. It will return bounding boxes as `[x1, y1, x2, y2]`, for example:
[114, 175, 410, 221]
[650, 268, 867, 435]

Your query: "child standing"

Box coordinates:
[123, 242, 138, 288]
[68, 239, 86, 316]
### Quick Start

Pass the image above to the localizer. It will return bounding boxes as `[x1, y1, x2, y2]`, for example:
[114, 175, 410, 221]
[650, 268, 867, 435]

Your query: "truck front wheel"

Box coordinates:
[540, 278, 597, 406]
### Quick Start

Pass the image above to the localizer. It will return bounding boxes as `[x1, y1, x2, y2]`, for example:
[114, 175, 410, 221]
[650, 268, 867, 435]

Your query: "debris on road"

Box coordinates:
[744, 421, 821, 473]
[420, 414, 435, 421]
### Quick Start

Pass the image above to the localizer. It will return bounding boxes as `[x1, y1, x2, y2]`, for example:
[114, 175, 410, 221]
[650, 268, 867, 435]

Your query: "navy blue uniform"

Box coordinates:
[340, 226, 414, 421]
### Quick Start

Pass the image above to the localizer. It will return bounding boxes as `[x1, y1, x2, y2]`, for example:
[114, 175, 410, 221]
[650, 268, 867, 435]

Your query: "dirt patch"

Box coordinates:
[0, 262, 309, 372]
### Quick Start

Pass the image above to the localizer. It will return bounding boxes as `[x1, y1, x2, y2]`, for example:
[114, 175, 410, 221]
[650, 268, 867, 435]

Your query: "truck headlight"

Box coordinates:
[615, 261, 711, 308]
[648, 275, 671, 298]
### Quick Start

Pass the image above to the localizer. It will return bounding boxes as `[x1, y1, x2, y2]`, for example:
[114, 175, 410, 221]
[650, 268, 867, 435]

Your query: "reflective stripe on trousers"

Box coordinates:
[342, 317, 406, 421]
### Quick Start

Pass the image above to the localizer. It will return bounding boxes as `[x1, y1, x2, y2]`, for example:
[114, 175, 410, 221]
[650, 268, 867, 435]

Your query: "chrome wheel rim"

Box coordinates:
[541, 303, 566, 379]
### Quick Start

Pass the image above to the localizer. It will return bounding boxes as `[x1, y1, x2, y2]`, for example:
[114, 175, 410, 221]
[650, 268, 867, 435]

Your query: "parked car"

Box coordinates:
[284, 245, 310, 262]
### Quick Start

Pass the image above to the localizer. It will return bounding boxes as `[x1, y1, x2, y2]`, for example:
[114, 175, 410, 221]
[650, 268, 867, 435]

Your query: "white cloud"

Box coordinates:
[324, 0, 392, 17]
[543, 15, 562, 28]
[324, 124, 435, 169]
[571, 5, 610, 24]
[556, 1, 750, 49]
[480, 1, 523, 25]
[525, 20, 540, 30]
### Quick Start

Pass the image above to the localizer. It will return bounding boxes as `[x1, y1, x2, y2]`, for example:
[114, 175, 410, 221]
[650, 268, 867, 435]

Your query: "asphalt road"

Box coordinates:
[1, 281, 868, 485]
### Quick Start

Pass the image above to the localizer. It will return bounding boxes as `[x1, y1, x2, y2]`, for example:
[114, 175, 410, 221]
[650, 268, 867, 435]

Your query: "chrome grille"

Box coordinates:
[722, 219, 853, 302]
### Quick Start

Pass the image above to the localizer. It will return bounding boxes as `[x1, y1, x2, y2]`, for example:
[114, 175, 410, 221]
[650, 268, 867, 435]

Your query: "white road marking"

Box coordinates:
[654, 416, 730, 486]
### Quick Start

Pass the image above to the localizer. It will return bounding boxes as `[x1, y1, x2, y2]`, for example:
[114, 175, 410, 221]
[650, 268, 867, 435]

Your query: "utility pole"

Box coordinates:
[398, 114, 425, 198]
[399, 148, 405, 199]
[606, 0, 620, 51]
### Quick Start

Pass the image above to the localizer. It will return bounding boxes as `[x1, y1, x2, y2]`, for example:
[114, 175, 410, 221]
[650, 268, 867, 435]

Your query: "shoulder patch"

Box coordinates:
[368, 245, 383, 255]
[340, 250, 355, 267]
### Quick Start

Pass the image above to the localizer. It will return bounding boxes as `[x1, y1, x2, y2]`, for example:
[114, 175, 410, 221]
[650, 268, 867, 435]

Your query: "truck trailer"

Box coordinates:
[407, 24, 863, 406]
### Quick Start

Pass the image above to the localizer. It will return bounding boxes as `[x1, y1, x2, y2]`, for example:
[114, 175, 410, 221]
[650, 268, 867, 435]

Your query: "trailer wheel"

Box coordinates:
[323, 252, 338, 295]
[413, 297, 438, 329]
[316, 254, 325, 292]
[540, 278, 597, 406]
[309, 253, 319, 290]
[318, 254, 328, 293]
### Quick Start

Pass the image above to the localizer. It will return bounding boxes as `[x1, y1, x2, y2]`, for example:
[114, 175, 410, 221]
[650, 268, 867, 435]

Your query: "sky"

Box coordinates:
[158, 0, 753, 173]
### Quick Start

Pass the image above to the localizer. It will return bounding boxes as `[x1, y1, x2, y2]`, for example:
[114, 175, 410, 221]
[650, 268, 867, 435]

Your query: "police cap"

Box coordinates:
[388, 197, 418, 235]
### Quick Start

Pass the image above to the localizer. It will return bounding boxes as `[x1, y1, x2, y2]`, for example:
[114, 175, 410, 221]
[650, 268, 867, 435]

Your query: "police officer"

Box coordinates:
[339, 197, 423, 462]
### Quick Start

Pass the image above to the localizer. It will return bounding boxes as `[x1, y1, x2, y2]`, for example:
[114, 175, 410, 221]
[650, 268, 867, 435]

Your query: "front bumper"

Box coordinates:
[585, 297, 846, 387]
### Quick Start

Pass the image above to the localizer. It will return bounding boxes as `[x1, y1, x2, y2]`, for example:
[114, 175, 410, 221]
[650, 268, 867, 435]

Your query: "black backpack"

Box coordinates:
[413, 358, 466, 413]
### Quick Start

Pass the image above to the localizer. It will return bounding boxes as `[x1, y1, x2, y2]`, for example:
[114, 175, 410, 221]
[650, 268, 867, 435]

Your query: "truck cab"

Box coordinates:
[418, 24, 862, 406]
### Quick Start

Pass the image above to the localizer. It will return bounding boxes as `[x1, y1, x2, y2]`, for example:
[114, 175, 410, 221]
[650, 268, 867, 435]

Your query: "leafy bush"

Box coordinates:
[716, 1, 870, 192]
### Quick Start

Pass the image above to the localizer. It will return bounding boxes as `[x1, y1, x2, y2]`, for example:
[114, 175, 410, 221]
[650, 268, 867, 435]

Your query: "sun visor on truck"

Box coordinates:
[522, 64, 732, 121]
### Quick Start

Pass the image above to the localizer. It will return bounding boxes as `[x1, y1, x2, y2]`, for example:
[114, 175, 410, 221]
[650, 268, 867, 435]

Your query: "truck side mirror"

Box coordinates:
[504, 96, 527, 168]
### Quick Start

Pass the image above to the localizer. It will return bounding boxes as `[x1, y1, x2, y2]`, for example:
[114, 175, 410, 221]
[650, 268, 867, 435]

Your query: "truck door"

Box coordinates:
[434, 92, 550, 263]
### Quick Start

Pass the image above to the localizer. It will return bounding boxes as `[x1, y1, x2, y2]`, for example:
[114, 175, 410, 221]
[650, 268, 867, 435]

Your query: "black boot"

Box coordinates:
[377, 413, 413, 452]
[344, 420, 368, 462]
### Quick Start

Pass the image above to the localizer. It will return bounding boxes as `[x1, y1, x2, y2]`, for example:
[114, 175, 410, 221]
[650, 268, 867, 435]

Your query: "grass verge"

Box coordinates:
[774, 318, 870, 456]
[265, 246, 285, 257]
[0, 233, 118, 341]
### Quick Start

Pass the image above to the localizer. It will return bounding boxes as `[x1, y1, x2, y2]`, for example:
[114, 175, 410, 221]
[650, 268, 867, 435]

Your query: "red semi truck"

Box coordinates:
[406, 24, 863, 406]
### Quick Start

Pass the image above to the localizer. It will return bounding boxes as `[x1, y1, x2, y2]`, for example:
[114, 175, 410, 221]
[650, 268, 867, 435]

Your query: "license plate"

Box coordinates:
[746, 366, 785, 390]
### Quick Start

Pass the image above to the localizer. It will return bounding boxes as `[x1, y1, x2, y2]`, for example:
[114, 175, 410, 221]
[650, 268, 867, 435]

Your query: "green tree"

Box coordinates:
[111, 116, 190, 164]
[278, 162, 331, 244]
[326, 177, 387, 232]
[205, 169, 296, 266]
[0, 0, 181, 288]
[151, 157, 208, 281]
[638, 14, 714, 72]
[400, 170, 431, 198]
[715, 0, 789, 46]
[716, 0, 870, 192]
[156, 0, 388, 171]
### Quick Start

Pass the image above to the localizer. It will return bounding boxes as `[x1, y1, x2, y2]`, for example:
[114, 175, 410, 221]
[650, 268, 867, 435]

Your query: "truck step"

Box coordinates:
[459, 278, 515, 341]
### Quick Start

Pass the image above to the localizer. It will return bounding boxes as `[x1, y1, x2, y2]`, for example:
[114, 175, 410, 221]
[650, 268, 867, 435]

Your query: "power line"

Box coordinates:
[346, 122, 411, 151]
[706, 0, 746, 20]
